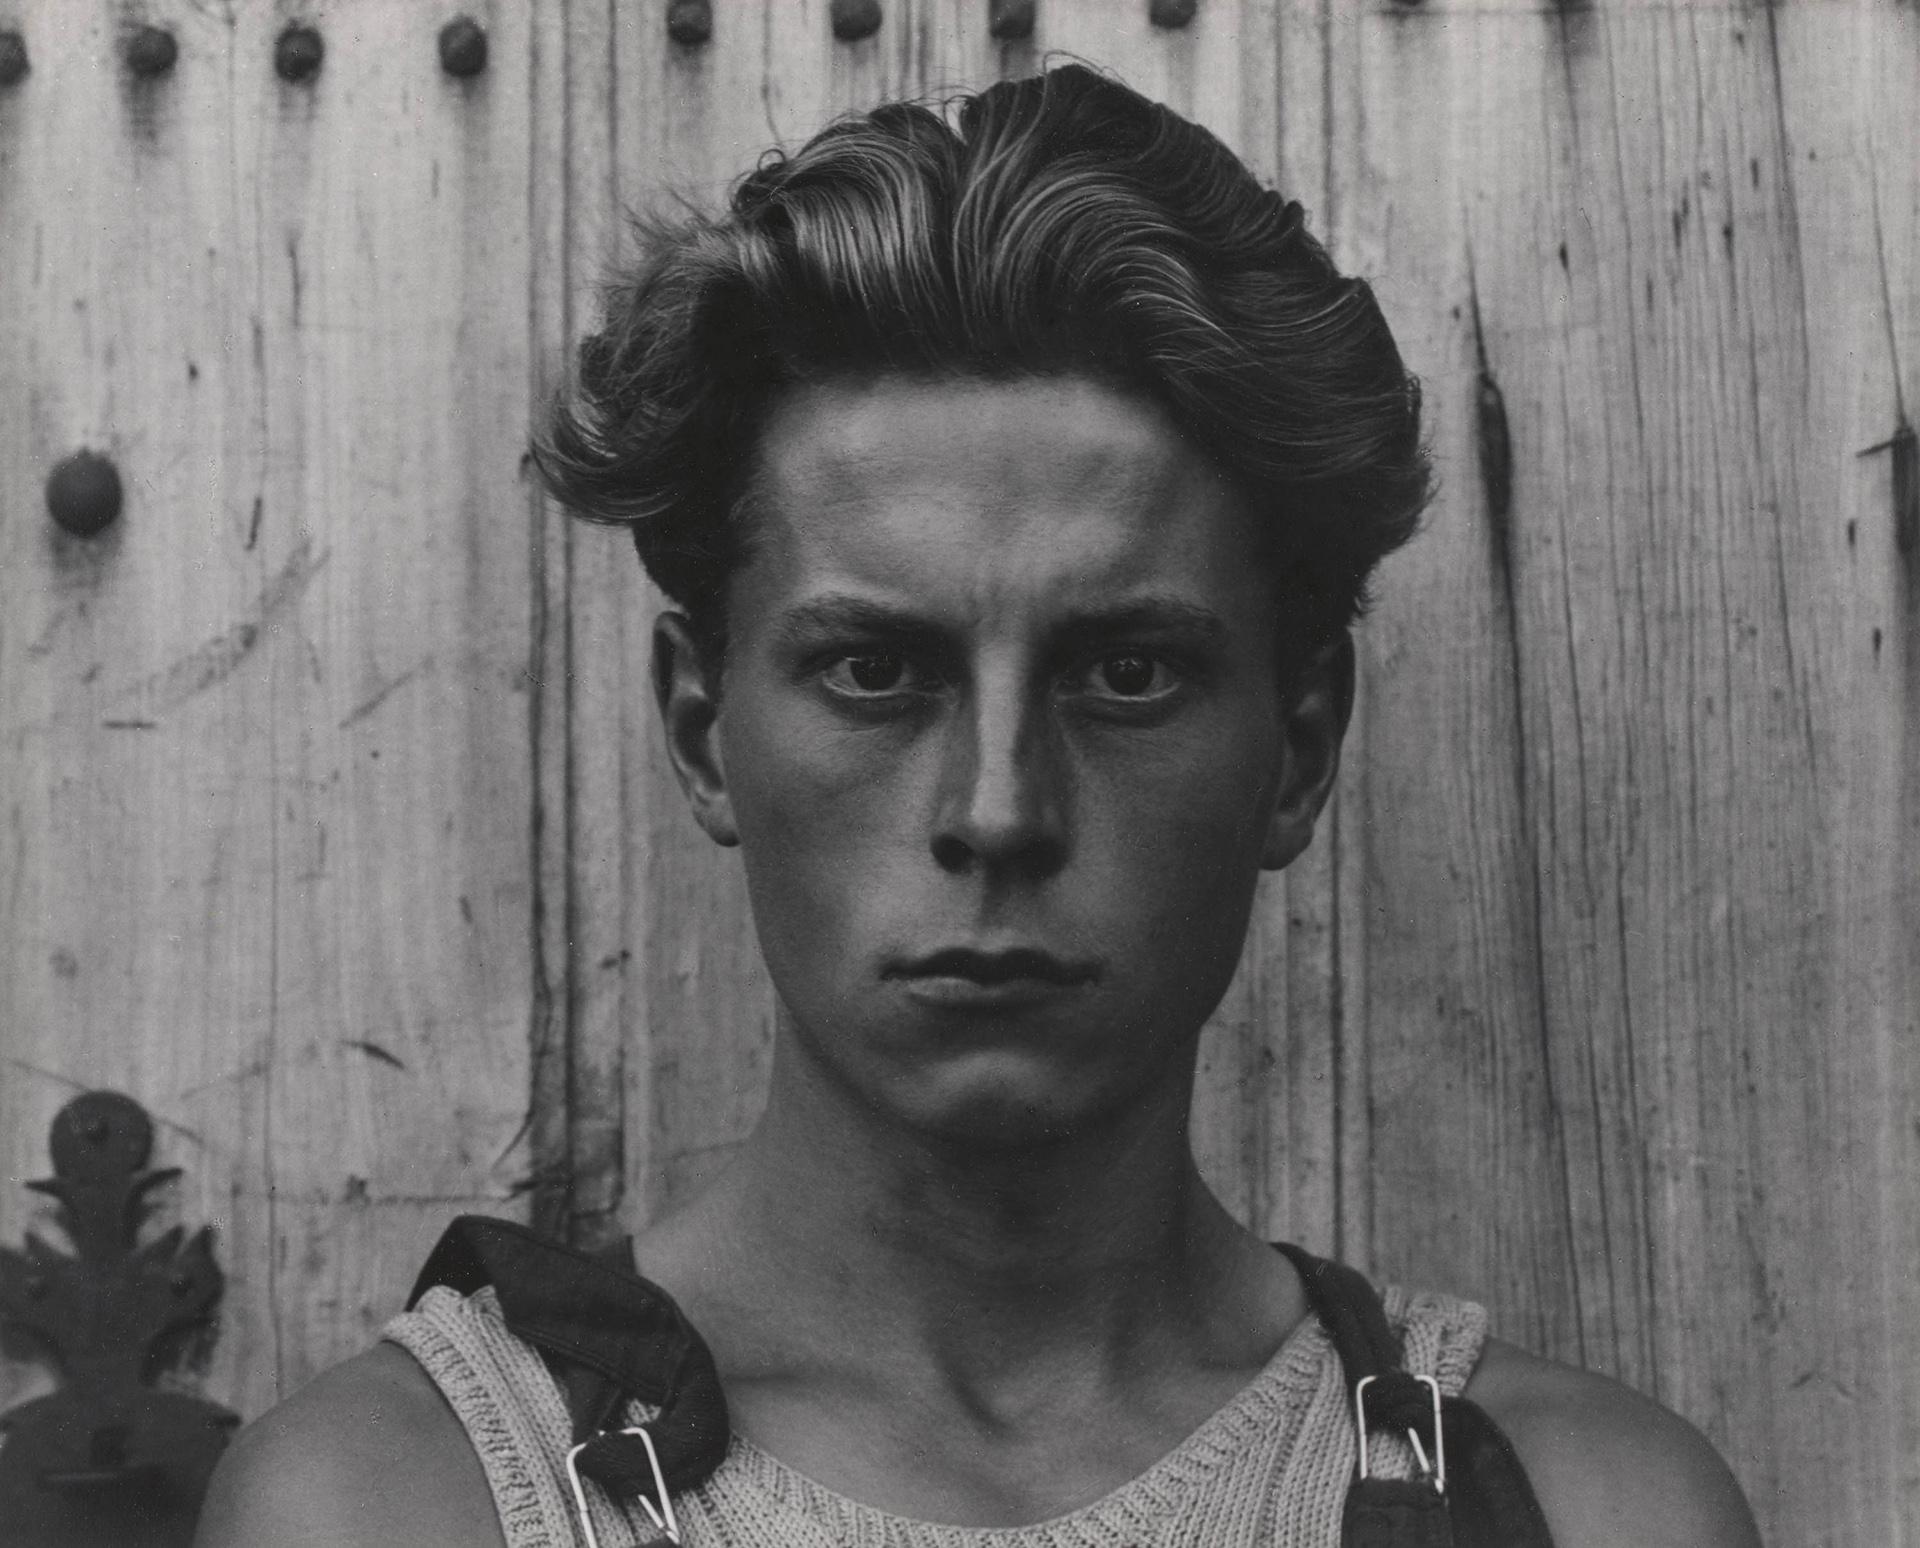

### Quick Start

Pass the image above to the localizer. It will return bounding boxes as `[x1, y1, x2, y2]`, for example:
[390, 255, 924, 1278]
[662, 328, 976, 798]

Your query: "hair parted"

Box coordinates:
[537, 63, 1429, 659]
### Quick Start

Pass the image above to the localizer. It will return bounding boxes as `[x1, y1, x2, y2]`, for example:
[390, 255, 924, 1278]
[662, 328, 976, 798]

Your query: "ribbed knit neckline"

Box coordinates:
[711, 1308, 1337, 1543]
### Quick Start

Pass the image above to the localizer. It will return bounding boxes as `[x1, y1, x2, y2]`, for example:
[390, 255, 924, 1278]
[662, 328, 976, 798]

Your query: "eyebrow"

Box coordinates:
[773, 595, 948, 651]
[771, 593, 1231, 650]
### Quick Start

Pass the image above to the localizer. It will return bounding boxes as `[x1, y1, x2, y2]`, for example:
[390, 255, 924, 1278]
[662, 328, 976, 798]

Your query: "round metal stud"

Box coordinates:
[438, 15, 488, 77]
[989, 0, 1035, 40]
[274, 22, 325, 83]
[125, 23, 178, 78]
[830, 0, 882, 42]
[1148, 0, 1197, 27]
[0, 30, 27, 88]
[45, 451, 124, 539]
[666, 0, 713, 47]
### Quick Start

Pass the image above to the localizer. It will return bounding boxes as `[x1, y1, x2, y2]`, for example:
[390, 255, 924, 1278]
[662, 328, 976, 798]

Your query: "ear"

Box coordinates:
[653, 612, 739, 848]
[1260, 632, 1354, 871]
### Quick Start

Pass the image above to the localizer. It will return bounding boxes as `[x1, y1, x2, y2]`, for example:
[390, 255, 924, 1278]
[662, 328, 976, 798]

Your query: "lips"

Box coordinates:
[886, 947, 1100, 1008]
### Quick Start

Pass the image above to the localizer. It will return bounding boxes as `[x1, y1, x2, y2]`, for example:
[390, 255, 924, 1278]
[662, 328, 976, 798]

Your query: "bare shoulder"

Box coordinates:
[193, 1341, 503, 1548]
[1464, 1337, 1761, 1548]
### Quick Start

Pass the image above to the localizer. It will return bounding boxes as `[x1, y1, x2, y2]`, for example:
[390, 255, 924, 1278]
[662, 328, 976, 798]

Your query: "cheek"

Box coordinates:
[1076, 725, 1281, 962]
[716, 697, 924, 963]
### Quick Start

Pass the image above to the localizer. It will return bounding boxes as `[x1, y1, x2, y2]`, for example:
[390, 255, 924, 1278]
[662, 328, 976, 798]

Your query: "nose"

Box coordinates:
[930, 662, 1069, 879]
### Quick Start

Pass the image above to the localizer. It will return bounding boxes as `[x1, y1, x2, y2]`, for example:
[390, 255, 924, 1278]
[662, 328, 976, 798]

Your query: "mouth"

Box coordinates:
[886, 947, 1100, 1008]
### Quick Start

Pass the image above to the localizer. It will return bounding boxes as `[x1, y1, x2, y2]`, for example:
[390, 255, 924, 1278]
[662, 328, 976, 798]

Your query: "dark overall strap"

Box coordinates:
[1273, 1244, 1556, 1548]
[409, 1215, 731, 1509]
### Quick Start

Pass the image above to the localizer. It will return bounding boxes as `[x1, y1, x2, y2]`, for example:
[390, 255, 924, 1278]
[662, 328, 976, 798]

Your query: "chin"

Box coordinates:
[876, 1052, 1159, 1154]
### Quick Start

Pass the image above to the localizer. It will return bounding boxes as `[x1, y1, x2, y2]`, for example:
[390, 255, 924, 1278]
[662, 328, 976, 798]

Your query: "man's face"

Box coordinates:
[659, 375, 1343, 1147]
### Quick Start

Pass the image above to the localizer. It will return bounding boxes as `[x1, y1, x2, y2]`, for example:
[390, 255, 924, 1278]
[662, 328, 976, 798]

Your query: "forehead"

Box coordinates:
[737, 375, 1266, 626]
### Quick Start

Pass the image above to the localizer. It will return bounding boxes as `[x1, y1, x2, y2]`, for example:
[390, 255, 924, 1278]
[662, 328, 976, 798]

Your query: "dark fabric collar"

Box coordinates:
[409, 1214, 730, 1491]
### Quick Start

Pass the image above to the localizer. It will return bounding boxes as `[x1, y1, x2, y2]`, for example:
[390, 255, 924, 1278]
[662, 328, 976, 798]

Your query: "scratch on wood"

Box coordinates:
[1859, 424, 1919, 560]
[173, 1060, 269, 1100]
[115, 539, 329, 721]
[338, 655, 435, 729]
[3, 1059, 208, 1147]
[1759, 8, 1813, 371]
[1465, 245, 1516, 561]
[341, 1038, 408, 1071]
[1862, 147, 1916, 560]
[287, 233, 302, 328]
[3, 1056, 91, 1094]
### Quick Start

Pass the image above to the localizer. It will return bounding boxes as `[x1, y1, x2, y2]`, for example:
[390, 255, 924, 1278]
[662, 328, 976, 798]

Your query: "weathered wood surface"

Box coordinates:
[1332, 8, 1918, 1543]
[0, 1, 539, 1423]
[1, 3, 1912, 1544]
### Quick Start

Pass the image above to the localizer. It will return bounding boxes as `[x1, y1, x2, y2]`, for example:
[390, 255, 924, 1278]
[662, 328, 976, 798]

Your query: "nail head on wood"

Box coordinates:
[1149, 0, 1197, 28]
[438, 16, 488, 77]
[46, 451, 124, 539]
[831, 0, 883, 42]
[275, 23, 325, 83]
[990, 0, 1036, 40]
[126, 24, 178, 79]
[0, 29, 27, 87]
[667, 0, 713, 47]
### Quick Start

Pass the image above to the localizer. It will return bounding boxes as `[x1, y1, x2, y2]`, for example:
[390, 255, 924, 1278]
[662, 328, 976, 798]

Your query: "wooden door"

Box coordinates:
[1, 4, 1912, 1544]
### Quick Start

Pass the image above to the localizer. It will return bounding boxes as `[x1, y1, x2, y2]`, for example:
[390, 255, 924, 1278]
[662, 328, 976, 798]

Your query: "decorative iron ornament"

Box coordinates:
[0, 1092, 236, 1548]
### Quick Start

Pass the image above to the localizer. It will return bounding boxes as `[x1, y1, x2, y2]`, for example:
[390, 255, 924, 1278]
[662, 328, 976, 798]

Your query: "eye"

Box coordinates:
[822, 651, 915, 696]
[1085, 651, 1175, 699]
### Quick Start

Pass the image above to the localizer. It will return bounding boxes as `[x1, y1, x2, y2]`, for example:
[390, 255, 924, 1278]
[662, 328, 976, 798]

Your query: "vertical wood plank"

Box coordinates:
[1756, 10, 1919, 1540]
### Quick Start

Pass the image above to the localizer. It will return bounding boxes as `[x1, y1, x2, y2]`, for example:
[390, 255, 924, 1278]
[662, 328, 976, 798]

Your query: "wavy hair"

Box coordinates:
[537, 64, 1429, 661]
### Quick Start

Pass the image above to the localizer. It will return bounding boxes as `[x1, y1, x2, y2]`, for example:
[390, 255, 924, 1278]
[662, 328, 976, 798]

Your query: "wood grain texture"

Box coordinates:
[0, 3, 1910, 1542]
[0, 0, 538, 1419]
[1331, 3, 1919, 1541]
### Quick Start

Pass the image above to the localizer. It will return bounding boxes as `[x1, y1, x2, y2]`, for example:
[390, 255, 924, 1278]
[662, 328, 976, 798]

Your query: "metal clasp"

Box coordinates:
[1353, 1373, 1446, 1494]
[565, 1427, 680, 1546]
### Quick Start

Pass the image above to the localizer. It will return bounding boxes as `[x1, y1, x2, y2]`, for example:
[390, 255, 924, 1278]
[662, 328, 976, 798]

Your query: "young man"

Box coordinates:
[198, 66, 1761, 1547]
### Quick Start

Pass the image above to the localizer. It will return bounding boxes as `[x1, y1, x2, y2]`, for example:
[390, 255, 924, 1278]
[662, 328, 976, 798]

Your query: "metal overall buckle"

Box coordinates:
[565, 1427, 680, 1546]
[1354, 1373, 1446, 1493]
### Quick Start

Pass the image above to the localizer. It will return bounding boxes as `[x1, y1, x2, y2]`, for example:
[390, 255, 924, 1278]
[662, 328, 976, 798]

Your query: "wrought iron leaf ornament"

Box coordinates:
[0, 1092, 237, 1547]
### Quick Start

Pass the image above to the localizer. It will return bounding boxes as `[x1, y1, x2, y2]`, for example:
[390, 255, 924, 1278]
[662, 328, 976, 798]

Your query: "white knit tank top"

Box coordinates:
[383, 1277, 1486, 1548]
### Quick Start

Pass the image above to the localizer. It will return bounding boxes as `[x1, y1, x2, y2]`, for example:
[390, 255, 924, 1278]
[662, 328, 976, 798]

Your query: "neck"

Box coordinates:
[654, 1016, 1289, 1394]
